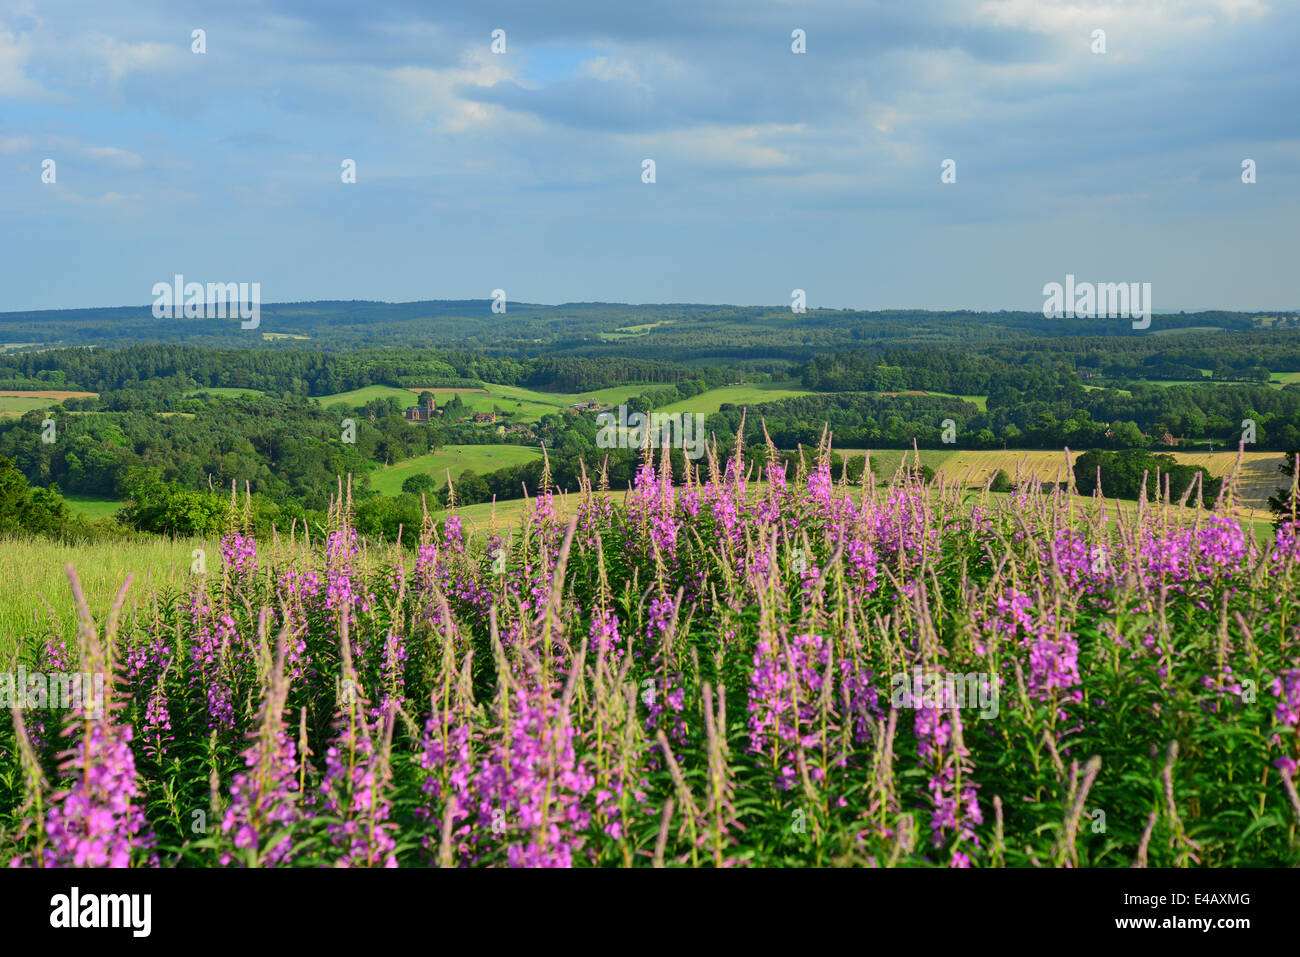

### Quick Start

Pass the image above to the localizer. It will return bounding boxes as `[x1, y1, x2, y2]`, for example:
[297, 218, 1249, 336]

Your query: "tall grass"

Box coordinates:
[0, 535, 213, 657]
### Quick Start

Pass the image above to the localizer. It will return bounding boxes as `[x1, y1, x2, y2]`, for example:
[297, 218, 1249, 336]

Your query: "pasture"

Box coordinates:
[369, 444, 542, 495]
[654, 382, 815, 415]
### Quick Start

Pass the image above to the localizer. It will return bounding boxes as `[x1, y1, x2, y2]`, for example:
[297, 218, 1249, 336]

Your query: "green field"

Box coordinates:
[265, 379, 829, 426]
[569, 385, 652, 406]
[369, 444, 542, 495]
[0, 395, 53, 416]
[659, 386, 986, 415]
[0, 535, 212, 654]
[0, 533, 386, 656]
[315, 383, 653, 423]
[1141, 379, 1214, 388]
[314, 385, 416, 408]
[599, 320, 675, 341]
[1270, 371, 1300, 388]
[655, 382, 814, 415]
[186, 386, 266, 398]
[925, 391, 988, 411]
[435, 495, 543, 533]
[473, 383, 649, 418]
[63, 495, 123, 519]
[451, 385, 564, 421]
[1082, 384, 1132, 395]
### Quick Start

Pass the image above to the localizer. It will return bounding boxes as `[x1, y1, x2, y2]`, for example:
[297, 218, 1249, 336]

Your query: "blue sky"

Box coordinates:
[1, 0, 1296, 312]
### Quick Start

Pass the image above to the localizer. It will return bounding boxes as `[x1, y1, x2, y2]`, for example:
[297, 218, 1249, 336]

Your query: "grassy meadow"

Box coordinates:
[62, 495, 124, 519]
[654, 382, 815, 415]
[0, 390, 96, 417]
[0, 535, 211, 656]
[314, 382, 653, 423]
[368, 444, 542, 494]
[0, 395, 54, 417]
[185, 387, 267, 399]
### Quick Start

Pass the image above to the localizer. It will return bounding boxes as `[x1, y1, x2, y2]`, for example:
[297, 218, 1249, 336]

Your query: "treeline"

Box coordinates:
[995, 328, 1300, 383]
[0, 372, 78, 390]
[792, 344, 1300, 451]
[0, 345, 719, 398]
[801, 331, 1300, 394]
[708, 394, 980, 450]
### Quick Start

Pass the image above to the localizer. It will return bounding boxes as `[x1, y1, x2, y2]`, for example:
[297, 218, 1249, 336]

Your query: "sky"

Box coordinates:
[1, 0, 1297, 313]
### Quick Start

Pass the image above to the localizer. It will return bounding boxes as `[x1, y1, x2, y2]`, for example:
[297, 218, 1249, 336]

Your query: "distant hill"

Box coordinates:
[0, 299, 1275, 360]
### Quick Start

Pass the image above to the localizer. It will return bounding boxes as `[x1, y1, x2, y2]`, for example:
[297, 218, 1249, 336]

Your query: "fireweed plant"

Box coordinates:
[2, 428, 1299, 868]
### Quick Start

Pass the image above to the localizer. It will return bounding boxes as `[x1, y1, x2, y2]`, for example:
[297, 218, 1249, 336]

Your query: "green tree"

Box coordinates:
[117, 475, 226, 536]
[402, 473, 439, 496]
[0, 455, 71, 537]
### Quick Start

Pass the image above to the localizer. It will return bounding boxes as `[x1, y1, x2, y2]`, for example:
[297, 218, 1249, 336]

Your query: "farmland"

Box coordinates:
[925, 391, 989, 411]
[367, 444, 542, 495]
[186, 387, 267, 399]
[929, 448, 1286, 511]
[600, 320, 675, 341]
[834, 448, 954, 478]
[314, 384, 419, 408]
[655, 382, 815, 415]
[61, 495, 124, 519]
[0, 390, 97, 417]
[1170, 450, 1288, 508]
[0, 395, 53, 417]
[315, 383, 653, 422]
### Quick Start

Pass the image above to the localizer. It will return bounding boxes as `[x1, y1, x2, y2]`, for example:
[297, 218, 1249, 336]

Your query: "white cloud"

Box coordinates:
[974, 0, 1269, 36]
[85, 145, 144, 167]
[0, 135, 34, 153]
[578, 56, 644, 86]
[54, 188, 143, 206]
[382, 49, 536, 133]
[0, 29, 43, 97]
[0, 133, 146, 167]
[619, 124, 800, 170]
[94, 35, 179, 83]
